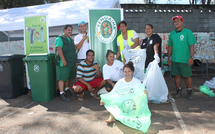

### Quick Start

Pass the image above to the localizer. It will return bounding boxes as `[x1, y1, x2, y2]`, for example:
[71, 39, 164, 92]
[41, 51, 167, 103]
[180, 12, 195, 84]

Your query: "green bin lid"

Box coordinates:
[23, 53, 55, 61]
[0, 54, 26, 61]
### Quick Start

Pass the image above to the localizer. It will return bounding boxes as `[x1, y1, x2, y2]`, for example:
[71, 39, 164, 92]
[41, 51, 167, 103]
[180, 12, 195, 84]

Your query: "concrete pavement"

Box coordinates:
[0, 66, 215, 134]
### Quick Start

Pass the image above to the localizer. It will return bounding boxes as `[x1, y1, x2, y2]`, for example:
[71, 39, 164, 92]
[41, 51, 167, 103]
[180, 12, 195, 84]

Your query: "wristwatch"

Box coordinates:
[190, 56, 194, 59]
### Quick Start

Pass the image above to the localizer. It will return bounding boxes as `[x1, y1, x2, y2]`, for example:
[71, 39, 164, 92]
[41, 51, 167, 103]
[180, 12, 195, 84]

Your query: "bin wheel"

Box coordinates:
[23, 87, 29, 95]
[56, 89, 60, 97]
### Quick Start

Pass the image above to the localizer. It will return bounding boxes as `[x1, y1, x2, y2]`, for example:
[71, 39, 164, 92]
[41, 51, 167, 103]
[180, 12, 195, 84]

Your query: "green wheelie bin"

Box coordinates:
[23, 53, 56, 102]
[0, 54, 26, 99]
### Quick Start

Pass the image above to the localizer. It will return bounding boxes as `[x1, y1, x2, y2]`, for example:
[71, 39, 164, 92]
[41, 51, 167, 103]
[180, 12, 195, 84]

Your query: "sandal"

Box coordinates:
[90, 92, 100, 99]
[78, 92, 84, 101]
[78, 96, 83, 101]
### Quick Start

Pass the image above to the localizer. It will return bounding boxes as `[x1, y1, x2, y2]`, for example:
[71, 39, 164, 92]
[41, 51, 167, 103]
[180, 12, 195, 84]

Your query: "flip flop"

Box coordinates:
[76, 92, 84, 97]
[77, 92, 84, 101]
[78, 96, 83, 101]
[90, 92, 100, 99]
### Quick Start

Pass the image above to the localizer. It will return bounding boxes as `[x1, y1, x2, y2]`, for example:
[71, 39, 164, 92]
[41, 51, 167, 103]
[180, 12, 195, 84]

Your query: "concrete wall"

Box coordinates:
[121, 4, 215, 33]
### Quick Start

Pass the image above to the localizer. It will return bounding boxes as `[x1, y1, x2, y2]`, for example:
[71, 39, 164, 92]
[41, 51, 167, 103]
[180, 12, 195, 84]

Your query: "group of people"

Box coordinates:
[55, 15, 196, 105]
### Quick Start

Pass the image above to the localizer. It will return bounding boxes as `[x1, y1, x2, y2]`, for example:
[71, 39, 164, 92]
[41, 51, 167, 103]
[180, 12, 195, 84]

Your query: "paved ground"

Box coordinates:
[0, 65, 215, 134]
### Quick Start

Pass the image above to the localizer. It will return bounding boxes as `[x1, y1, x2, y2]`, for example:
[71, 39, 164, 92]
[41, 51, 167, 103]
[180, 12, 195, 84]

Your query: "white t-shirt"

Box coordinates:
[102, 59, 124, 81]
[74, 33, 91, 59]
[112, 77, 141, 91]
[117, 30, 139, 48]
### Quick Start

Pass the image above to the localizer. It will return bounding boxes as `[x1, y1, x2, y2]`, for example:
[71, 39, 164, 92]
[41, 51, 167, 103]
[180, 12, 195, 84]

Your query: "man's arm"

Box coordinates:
[187, 44, 195, 66]
[56, 47, 67, 66]
[130, 37, 139, 49]
[116, 46, 121, 59]
[75, 35, 88, 50]
[168, 46, 173, 66]
[93, 63, 102, 77]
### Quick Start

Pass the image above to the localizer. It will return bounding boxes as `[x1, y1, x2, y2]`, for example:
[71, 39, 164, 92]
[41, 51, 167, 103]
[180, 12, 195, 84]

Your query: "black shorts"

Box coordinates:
[105, 81, 117, 90]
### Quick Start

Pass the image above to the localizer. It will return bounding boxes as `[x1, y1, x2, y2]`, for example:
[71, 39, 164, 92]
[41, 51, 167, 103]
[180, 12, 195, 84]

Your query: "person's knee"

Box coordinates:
[73, 86, 83, 93]
[106, 87, 112, 92]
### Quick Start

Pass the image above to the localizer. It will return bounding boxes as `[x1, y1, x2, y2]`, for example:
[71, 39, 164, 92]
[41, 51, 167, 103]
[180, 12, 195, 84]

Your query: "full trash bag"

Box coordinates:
[101, 84, 151, 133]
[143, 60, 168, 104]
[122, 49, 146, 81]
[204, 77, 215, 89]
[199, 85, 215, 97]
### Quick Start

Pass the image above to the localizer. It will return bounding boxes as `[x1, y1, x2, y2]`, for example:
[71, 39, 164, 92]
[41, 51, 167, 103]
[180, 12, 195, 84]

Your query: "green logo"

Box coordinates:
[95, 15, 117, 43]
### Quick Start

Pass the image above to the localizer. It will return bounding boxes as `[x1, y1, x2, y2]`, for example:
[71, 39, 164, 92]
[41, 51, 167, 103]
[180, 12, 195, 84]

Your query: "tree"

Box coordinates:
[189, 0, 213, 5]
[0, 0, 68, 9]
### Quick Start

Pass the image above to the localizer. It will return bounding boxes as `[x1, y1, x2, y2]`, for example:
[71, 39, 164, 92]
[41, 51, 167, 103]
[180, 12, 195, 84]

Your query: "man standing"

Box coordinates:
[72, 50, 106, 101]
[55, 25, 77, 102]
[74, 21, 90, 63]
[168, 15, 196, 101]
[140, 24, 162, 68]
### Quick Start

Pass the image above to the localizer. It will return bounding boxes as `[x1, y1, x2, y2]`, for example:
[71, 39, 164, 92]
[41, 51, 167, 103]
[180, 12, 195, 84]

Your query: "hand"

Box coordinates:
[62, 59, 67, 66]
[87, 85, 93, 92]
[144, 90, 148, 96]
[125, 46, 131, 50]
[187, 58, 194, 66]
[92, 63, 100, 70]
[154, 54, 160, 63]
[100, 100, 105, 106]
[82, 34, 88, 41]
[168, 58, 171, 66]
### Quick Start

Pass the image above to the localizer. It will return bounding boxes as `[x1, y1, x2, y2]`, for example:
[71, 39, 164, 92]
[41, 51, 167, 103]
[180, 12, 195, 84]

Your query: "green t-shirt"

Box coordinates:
[168, 28, 196, 63]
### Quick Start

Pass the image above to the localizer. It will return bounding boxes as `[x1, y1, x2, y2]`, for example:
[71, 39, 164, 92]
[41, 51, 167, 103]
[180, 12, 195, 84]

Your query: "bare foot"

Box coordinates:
[105, 115, 115, 124]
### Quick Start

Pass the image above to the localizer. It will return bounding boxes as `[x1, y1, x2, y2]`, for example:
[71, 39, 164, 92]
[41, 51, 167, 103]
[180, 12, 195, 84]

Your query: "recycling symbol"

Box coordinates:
[34, 64, 40, 73]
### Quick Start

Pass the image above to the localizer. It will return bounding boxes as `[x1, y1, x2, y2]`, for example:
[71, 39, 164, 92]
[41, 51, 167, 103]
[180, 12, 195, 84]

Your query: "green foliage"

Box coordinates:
[0, 0, 67, 9]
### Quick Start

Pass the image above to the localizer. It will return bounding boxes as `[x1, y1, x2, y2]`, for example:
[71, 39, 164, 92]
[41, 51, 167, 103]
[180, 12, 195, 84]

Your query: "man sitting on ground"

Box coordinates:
[72, 50, 106, 100]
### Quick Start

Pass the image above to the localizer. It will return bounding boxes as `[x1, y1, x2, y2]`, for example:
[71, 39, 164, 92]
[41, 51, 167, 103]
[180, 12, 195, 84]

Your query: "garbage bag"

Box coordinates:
[204, 77, 215, 89]
[122, 49, 146, 81]
[143, 60, 168, 104]
[101, 84, 151, 133]
[199, 85, 215, 97]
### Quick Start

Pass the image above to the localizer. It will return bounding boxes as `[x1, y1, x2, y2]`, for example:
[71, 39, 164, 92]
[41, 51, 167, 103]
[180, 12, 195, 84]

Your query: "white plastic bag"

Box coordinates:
[204, 77, 215, 89]
[122, 49, 146, 81]
[143, 60, 168, 103]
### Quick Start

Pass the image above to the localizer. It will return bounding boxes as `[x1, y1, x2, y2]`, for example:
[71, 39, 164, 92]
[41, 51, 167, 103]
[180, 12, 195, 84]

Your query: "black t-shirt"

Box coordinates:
[141, 34, 162, 68]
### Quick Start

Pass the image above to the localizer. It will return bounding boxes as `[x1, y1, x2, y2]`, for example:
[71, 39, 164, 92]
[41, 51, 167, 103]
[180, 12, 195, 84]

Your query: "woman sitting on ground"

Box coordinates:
[102, 50, 124, 92]
[100, 61, 147, 123]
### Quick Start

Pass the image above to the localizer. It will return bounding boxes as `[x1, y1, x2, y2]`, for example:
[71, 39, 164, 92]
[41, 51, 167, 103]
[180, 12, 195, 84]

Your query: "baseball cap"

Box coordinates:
[172, 15, 183, 21]
[78, 21, 86, 27]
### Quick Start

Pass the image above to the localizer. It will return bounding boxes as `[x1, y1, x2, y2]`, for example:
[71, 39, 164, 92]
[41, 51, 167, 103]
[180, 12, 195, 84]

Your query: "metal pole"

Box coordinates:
[201, 59, 203, 77]
[206, 59, 208, 78]
[8, 34, 10, 54]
